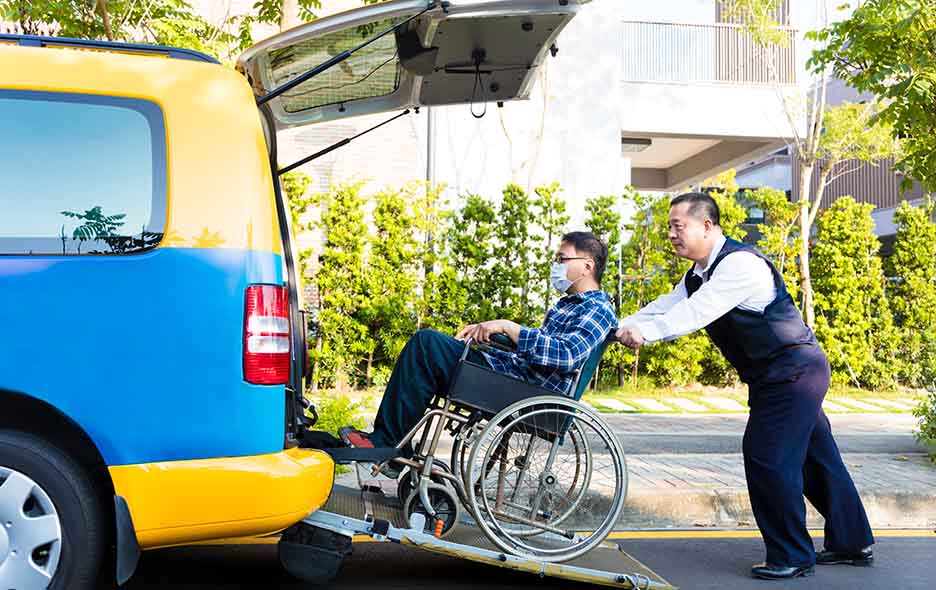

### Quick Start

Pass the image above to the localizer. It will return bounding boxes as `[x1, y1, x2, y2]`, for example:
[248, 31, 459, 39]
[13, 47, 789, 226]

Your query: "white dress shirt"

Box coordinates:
[621, 234, 777, 344]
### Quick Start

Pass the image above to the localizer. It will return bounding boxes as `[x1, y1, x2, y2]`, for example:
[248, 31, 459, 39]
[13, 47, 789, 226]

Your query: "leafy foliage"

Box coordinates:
[811, 197, 897, 389]
[810, 0, 936, 193]
[1, 0, 242, 59]
[886, 199, 936, 388]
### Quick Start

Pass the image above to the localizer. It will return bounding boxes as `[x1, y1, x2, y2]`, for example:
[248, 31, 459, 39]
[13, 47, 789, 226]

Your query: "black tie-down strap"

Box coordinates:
[299, 430, 402, 464]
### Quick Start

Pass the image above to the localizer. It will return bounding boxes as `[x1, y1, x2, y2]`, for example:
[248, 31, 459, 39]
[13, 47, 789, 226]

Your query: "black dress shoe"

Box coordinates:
[751, 563, 815, 580]
[816, 547, 873, 566]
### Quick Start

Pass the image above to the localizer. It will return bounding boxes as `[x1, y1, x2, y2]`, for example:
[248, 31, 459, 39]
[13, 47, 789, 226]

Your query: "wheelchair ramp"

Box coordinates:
[306, 484, 676, 590]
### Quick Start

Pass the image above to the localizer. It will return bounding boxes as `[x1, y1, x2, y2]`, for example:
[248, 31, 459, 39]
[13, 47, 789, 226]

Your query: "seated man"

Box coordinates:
[340, 231, 617, 454]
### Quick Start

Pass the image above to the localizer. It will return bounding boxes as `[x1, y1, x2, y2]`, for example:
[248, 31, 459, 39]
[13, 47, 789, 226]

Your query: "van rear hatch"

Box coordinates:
[238, 0, 588, 129]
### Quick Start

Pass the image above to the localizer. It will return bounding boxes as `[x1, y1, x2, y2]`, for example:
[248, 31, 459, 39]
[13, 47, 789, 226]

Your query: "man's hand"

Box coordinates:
[615, 325, 645, 349]
[456, 319, 521, 344]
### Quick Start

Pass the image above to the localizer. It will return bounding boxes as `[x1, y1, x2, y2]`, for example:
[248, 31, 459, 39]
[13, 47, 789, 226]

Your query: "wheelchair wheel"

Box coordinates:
[466, 396, 627, 562]
[397, 463, 454, 504]
[403, 483, 460, 539]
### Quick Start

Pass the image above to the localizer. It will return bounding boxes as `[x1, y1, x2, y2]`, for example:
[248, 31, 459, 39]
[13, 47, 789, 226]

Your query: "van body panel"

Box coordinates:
[0, 247, 286, 465]
[0, 45, 282, 255]
[109, 448, 335, 548]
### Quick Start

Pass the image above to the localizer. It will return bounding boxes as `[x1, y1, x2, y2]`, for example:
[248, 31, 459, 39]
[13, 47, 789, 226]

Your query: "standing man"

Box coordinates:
[617, 192, 873, 580]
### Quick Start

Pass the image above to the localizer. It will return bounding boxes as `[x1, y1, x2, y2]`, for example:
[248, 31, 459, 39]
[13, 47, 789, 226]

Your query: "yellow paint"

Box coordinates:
[200, 527, 936, 547]
[604, 528, 936, 540]
[109, 448, 334, 549]
[0, 43, 282, 254]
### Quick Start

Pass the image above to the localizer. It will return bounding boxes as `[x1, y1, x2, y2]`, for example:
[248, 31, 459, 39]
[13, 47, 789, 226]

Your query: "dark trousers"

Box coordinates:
[370, 329, 488, 448]
[743, 346, 874, 566]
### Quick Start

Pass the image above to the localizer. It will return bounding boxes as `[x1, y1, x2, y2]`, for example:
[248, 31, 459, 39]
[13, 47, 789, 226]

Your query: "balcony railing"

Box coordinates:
[622, 21, 797, 86]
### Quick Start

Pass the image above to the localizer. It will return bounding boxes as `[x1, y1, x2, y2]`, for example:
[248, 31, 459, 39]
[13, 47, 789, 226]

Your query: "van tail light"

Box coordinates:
[244, 284, 291, 385]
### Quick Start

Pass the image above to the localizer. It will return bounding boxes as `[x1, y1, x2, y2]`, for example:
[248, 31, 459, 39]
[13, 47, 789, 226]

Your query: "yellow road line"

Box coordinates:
[193, 528, 934, 547]
[605, 529, 936, 540]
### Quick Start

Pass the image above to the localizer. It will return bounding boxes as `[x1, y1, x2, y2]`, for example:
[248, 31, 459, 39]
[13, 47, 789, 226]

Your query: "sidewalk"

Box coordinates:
[340, 410, 936, 531]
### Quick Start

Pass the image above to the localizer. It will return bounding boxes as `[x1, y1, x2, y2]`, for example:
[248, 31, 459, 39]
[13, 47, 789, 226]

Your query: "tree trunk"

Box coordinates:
[366, 349, 373, 388]
[96, 0, 114, 40]
[798, 161, 815, 328]
[280, 0, 302, 31]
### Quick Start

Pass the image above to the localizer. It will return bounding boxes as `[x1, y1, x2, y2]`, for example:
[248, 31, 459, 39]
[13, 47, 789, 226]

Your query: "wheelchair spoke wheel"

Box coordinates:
[466, 397, 627, 562]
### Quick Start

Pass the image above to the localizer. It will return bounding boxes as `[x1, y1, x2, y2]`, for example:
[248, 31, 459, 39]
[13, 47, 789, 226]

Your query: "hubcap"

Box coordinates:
[0, 466, 63, 589]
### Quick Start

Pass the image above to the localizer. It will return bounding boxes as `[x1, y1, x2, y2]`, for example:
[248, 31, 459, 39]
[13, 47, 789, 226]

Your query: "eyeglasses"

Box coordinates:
[554, 255, 590, 264]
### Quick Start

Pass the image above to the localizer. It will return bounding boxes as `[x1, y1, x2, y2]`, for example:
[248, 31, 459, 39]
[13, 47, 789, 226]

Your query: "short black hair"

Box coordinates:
[670, 191, 721, 226]
[560, 231, 608, 284]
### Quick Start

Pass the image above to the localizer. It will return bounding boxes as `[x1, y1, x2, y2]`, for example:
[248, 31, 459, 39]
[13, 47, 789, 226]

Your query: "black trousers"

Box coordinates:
[370, 329, 488, 448]
[743, 346, 874, 566]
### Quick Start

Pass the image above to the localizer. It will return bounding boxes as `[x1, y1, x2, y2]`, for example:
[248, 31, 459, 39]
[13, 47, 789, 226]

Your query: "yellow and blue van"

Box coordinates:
[0, 1, 583, 588]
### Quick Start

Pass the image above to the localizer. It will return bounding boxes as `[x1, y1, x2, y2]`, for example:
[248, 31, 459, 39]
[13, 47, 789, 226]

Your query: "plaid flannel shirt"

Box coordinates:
[481, 289, 617, 395]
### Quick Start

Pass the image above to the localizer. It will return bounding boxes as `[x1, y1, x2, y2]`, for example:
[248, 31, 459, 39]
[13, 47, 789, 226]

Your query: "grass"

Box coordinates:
[308, 384, 925, 416]
[582, 380, 925, 414]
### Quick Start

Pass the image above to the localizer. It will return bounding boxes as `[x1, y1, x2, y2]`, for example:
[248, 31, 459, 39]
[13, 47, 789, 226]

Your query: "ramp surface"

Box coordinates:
[317, 484, 676, 589]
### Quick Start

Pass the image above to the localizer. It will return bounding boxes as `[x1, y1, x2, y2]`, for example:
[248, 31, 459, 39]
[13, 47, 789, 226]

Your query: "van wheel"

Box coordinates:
[0, 430, 106, 590]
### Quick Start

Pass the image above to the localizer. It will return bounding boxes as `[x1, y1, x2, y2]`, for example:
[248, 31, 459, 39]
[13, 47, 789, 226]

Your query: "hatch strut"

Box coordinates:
[256, 1, 444, 107]
[277, 109, 412, 175]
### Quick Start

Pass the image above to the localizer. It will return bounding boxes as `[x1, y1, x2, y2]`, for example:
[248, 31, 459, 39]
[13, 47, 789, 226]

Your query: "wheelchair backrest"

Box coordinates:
[570, 335, 614, 401]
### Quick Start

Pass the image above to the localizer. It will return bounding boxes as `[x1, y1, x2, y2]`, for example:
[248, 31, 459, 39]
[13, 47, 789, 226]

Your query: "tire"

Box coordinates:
[0, 430, 107, 590]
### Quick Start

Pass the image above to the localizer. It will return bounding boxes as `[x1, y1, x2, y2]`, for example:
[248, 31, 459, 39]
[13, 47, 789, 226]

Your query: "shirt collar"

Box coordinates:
[560, 289, 606, 304]
[693, 233, 727, 278]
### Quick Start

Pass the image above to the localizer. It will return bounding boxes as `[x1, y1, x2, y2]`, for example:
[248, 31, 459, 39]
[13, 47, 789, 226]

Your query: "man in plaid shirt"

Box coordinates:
[341, 231, 617, 454]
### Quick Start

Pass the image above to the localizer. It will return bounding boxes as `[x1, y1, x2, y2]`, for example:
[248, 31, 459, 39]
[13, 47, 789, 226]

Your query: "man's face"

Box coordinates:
[668, 202, 713, 261]
[555, 242, 592, 281]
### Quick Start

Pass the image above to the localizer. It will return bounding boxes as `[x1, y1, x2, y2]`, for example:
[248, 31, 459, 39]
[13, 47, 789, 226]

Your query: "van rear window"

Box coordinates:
[0, 91, 166, 255]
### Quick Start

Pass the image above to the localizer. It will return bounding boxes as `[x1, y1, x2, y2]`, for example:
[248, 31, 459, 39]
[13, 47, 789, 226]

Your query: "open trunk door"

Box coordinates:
[237, 0, 588, 130]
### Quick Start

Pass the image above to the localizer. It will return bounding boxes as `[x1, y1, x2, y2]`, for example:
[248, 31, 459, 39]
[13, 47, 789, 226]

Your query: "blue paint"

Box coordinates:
[0, 248, 287, 466]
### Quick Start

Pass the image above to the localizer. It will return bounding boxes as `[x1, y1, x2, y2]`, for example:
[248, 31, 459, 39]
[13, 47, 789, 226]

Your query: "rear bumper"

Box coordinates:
[109, 448, 335, 549]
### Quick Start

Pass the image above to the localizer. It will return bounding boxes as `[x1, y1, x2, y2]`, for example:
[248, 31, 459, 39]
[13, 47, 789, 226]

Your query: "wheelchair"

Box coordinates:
[373, 333, 628, 563]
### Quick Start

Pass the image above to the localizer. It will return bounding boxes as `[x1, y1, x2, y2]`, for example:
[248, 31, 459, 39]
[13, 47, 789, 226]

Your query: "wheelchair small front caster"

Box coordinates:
[397, 464, 453, 502]
[403, 483, 460, 538]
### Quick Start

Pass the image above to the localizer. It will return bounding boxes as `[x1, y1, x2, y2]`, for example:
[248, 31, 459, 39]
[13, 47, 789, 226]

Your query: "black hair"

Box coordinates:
[560, 231, 608, 284]
[670, 191, 721, 226]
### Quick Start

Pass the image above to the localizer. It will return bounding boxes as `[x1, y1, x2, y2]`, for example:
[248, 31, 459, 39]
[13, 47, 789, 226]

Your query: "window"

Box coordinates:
[0, 91, 166, 255]
[268, 18, 402, 114]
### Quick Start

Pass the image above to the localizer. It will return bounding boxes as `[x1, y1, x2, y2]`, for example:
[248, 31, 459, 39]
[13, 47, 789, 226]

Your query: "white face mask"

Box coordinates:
[550, 262, 573, 294]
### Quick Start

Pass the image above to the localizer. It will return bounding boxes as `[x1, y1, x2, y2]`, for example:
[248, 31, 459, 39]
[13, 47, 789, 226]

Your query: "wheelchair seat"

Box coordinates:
[445, 332, 613, 423]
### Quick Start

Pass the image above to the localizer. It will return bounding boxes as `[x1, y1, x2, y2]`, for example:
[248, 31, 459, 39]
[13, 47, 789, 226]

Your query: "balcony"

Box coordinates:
[622, 21, 796, 86]
[619, 21, 804, 192]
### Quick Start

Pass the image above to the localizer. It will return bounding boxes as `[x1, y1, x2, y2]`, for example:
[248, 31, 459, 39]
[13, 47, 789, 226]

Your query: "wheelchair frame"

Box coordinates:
[373, 334, 627, 563]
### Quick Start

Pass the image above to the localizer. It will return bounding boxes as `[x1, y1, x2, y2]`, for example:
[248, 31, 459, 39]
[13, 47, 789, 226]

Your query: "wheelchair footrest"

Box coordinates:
[323, 446, 401, 464]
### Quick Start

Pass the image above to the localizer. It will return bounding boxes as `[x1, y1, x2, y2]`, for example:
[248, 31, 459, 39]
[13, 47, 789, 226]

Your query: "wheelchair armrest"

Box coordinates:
[471, 332, 517, 354]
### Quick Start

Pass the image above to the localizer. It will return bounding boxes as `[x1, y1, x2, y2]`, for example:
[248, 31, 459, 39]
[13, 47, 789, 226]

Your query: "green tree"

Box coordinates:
[584, 193, 624, 386]
[413, 182, 466, 335]
[1, 0, 240, 58]
[616, 189, 659, 386]
[447, 193, 498, 323]
[886, 199, 936, 388]
[310, 181, 369, 390]
[357, 186, 419, 386]
[811, 197, 897, 389]
[749, 186, 801, 303]
[532, 182, 570, 318]
[492, 184, 538, 324]
[811, 0, 936, 193]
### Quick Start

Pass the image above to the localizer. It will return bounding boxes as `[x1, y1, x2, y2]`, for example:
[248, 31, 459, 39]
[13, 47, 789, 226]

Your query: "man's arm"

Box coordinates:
[631, 252, 770, 344]
[619, 276, 689, 326]
[515, 304, 617, 372]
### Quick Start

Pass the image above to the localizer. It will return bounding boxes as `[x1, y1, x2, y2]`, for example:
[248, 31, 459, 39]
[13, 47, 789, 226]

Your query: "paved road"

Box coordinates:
[126, 535, 936, 589]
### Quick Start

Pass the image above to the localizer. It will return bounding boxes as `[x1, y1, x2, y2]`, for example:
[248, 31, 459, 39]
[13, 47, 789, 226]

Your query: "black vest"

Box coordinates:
[686, 238, 816, 384]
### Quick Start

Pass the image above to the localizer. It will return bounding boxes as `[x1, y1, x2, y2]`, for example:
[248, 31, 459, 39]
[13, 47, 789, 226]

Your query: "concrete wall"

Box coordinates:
[430, 0, 629, 229]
